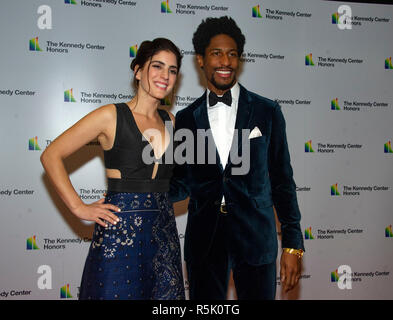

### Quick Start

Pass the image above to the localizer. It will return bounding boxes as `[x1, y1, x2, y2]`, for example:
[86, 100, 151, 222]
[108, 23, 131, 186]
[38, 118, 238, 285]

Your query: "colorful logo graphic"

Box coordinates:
[331, 183, 340, 196]
[161, 0, 172, 13]
[385, 57, 393, 70]
[331, 265, 353, 289]
[60, 284, 73, 299]
[332, 11, 351, 26]
[305, 140, 315, 153]
[384, 141, 393, 153]
[252, 5, 262, 18]
[333, 5, 353, 30]
[129, 44, 138, 58]
[29, 136, 41, 151]
[64, 89, 76, 102]
[29, 37, 42, 52]
[305, 227, 314, 240]
[331, 98, 340, 110]
[305, 53, 314, 66]
[26, 235, 39, 250]
[386, 225, 393, 238]
[332, 12, 339, 24]
[64, 0, 77, 4]
[331, 269, 339, 282]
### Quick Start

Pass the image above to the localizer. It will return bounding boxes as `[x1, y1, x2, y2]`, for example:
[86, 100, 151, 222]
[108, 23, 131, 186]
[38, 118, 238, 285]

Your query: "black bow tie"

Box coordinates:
[208, 90, 232, 107]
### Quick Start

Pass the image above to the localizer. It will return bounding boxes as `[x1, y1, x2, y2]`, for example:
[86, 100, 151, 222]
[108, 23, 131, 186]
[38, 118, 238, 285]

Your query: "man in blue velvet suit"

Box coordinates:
[170, 16, 305, 299]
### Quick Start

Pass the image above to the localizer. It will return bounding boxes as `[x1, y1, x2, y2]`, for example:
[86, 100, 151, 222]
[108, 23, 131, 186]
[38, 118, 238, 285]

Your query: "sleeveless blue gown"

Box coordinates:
[78, 104, 185, 300]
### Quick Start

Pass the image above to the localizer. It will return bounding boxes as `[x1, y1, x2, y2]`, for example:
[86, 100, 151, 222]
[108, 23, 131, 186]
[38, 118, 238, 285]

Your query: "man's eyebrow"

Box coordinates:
[208, 48, 238, 52]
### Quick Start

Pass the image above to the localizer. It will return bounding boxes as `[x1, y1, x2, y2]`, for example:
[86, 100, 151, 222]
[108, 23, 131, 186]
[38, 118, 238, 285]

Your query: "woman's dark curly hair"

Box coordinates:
[192, 16, 246, 56]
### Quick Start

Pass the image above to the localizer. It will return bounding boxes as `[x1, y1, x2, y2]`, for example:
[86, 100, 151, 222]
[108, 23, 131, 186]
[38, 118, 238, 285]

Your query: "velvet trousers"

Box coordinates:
[187, 214, 276, 300]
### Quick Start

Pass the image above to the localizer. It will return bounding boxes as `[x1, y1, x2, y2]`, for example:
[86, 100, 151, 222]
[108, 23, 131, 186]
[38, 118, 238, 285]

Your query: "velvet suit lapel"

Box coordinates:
[192, 92, 210, 131]
[192, 85, 253, 173]
[225, 85, 253, 173]
[192, 92, 223, 171]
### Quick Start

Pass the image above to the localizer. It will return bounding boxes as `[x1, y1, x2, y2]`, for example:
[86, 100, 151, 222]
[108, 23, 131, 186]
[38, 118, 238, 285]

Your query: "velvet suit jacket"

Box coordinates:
[169, 84, 305, 265]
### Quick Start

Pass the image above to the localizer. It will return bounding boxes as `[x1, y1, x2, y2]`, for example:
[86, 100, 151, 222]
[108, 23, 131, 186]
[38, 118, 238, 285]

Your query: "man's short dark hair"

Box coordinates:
[192, 16, 246, 57]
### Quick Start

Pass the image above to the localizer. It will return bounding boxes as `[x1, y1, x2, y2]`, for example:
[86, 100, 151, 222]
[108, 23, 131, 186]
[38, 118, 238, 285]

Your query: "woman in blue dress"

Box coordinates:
[40, 38, 185, 300]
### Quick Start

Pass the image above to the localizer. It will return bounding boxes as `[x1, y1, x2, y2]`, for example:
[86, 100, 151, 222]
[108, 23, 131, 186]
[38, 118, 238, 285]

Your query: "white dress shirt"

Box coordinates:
[207, 82, 240, 204]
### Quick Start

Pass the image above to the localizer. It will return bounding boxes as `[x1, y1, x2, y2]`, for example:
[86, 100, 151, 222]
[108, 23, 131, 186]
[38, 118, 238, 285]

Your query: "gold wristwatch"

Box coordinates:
[283, 248, 304, 259]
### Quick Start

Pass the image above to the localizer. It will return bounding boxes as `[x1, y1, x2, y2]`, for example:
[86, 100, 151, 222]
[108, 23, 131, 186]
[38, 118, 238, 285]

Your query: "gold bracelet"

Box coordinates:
[283, 248, 304, 258]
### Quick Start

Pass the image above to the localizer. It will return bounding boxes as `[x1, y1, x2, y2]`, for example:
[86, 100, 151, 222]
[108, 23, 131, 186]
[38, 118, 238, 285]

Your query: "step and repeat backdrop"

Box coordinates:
[0, 0, 392, 300]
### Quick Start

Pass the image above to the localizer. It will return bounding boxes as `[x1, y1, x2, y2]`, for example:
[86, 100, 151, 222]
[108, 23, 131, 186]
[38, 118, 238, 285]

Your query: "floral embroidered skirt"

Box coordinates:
[79, 192, 185, 300]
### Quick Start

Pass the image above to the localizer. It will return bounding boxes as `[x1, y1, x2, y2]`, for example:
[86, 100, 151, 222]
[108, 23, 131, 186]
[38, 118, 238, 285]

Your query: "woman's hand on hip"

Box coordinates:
[72, 198, 120, 227]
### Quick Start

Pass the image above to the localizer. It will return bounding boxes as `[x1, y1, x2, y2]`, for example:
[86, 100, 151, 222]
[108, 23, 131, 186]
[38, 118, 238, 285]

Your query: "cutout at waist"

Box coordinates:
[107, 178, 170, 193]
